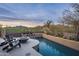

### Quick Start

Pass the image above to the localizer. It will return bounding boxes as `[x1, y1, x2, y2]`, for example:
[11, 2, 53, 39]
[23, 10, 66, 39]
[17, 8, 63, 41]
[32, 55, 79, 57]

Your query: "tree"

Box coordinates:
[44, 20, 53, 28]
[62, 4, 79, 40]
[43, 20, 53, 34]
[0, 24, 2, 37]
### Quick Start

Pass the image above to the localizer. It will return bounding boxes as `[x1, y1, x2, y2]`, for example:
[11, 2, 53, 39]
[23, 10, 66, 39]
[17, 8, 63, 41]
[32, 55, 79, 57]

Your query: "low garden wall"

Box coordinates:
[42, 33, 79, 51]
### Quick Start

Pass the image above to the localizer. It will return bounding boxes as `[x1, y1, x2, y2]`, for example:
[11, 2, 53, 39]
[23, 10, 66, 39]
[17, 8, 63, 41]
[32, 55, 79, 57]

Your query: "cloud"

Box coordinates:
[0, 3, 70, 27]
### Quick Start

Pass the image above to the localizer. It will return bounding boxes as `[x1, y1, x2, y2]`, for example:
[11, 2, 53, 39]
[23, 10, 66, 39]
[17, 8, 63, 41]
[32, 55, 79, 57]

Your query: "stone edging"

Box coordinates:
[42, 34, 79, 51]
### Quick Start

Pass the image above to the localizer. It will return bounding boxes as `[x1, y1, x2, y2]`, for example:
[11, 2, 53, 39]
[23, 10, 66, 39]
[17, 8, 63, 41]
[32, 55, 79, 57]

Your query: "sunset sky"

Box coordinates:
[0, 3, 71, 27]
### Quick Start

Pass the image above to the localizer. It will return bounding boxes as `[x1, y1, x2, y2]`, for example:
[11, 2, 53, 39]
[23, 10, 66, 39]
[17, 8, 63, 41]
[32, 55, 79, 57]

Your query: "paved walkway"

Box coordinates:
[0, 38, 41, 56]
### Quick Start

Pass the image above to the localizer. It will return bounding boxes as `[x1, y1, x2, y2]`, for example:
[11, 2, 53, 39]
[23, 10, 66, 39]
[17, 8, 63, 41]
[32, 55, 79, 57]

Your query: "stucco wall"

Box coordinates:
[42, 34, 79, 51]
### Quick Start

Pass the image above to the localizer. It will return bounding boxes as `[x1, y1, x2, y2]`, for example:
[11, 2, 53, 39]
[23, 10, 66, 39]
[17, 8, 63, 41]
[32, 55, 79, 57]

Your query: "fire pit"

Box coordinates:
[19, 37, 29, 43]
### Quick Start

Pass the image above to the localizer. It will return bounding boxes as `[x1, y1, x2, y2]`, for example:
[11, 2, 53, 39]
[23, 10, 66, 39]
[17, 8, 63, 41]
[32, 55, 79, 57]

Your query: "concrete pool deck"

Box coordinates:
[0, 38, 41, 56]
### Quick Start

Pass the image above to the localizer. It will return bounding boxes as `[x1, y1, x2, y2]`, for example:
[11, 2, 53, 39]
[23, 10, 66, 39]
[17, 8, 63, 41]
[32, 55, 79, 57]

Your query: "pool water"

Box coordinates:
[33, 38, 79, 56]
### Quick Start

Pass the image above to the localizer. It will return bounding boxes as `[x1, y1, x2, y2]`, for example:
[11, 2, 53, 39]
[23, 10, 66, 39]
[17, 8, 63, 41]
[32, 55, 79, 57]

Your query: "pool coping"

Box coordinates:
[42, 34, 79, 51]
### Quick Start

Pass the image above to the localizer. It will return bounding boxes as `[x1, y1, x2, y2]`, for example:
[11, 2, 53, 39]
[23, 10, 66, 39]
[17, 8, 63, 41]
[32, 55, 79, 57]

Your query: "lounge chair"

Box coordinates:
[1, 34, 21, 52]
[0, 41, 8, 46]
[6, 40, 21, 52]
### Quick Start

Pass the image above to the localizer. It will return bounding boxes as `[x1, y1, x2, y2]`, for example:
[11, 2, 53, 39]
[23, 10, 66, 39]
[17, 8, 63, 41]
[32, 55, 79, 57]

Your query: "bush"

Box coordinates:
[55, 32, 64, 37]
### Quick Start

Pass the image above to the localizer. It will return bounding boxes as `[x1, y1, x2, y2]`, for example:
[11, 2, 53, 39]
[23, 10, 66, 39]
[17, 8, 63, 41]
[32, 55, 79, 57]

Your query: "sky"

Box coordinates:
[0, 3, 71, 27]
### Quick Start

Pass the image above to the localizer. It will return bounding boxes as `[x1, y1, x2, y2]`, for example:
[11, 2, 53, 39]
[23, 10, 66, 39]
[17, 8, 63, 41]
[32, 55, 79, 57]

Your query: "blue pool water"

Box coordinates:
[34, 38, 79, 56]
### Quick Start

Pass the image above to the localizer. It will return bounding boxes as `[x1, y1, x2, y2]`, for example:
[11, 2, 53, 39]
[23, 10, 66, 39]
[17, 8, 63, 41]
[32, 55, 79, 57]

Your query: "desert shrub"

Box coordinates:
[55, 32, 64, 37]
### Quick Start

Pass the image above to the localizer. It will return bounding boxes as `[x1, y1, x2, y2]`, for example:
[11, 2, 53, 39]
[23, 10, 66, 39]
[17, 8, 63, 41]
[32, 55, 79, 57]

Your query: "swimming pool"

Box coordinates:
[33, 38, 79, 56]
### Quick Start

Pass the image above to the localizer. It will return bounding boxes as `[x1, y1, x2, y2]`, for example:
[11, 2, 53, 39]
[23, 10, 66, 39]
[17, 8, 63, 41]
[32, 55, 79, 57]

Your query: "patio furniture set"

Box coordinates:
[0, 34, 29, 52]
